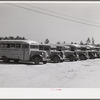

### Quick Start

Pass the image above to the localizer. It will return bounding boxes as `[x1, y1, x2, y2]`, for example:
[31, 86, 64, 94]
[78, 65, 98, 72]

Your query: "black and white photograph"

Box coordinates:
[1, 1, 100, 90]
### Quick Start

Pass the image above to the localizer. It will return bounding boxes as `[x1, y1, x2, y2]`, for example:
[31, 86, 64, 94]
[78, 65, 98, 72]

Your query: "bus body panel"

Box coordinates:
[0, 48, 24, 60]
[22, 44, 30, 61]
[22, 48, 30, 61]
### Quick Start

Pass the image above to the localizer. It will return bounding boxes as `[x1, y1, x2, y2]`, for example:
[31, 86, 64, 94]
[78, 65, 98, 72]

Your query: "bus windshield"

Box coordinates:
[44, 46, 50, 50]
[30, 45, 39, 49]
[39, 45, 50, 50]
[56, 46, 65, 51]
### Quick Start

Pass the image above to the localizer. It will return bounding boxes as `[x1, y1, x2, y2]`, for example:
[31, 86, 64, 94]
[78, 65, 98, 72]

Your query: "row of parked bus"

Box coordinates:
[0, 40, 100, 64]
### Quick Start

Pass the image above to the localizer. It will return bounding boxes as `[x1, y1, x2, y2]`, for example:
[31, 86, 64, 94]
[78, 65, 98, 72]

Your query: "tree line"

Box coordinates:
[80, 37, 95, 45]
[0, 36, 97, 46]
[0, 36, 27, 40]
[43, 37, 95, 45]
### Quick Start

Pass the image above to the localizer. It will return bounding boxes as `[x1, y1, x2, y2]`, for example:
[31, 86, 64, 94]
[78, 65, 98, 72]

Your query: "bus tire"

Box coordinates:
[69, 56, 74, 61]
[34, 57, 40, 65]
[60, 60, 64, 62]
[14, 59, 19, 63]
[2, 57, 9, 63]
[74, 57, 78, 61]
[43, 61, 47, 64]
[90, 55, 95, 59]
[79, 55, 86, 60]
[53, 56, 60, 63]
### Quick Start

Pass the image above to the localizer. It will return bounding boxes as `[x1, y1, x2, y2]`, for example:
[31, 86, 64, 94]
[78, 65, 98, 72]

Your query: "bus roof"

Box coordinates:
[65, 44, 81, 48]
[0, 40, 39, 45]
[39, 44, 57, 48]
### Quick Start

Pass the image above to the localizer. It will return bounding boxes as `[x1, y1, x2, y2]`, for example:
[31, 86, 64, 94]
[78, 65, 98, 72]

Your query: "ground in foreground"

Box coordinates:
[0, 59, 100, 88]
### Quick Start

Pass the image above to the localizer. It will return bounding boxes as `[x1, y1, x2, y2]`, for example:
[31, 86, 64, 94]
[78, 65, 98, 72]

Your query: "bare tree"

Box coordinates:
[63, 41, 66, 44]
[57, 41, 60, 44]
[4, 36, 8, 40]
[0, 37, 3, 40]
[15, 36, 26, 40]
[86, 37, 91, 45]
[0, 36, 27, 40]
[92, 37, 95, 45]
[44, 38, 49, 44]
[80, 41, 84, 45]
[9, 36, 14, 40]
[71, 42, 73, 44]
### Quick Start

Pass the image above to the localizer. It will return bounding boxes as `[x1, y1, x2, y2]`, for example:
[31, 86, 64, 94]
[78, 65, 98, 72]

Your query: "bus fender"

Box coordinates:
[68, 54, 75, 58]
[51, 54, 61, 60]
[30, 54, 43, 61]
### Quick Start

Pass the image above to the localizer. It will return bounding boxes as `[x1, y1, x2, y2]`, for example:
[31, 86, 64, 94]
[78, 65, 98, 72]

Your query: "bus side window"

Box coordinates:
[6, 43, 10, 48]
[0, 43, 5, 48]
[39, 46, 44, 50]
[30, 45, 39, 49]
[44, 46, 50, 50]
[16, 44, 21, 48]
[11, 44, 15, 48]
[22, 44, 29, 49]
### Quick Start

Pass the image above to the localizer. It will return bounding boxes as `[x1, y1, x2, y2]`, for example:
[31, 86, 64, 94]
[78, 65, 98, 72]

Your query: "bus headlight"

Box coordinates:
[41, 52, 44, 55]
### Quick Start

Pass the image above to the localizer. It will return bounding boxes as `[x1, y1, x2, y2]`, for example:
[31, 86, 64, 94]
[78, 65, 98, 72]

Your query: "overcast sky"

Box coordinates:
[0, 2, 100, 44]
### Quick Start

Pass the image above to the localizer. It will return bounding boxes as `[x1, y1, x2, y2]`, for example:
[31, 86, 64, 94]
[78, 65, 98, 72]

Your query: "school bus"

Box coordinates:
[39, 44, 65, 63]
[55, 44, 79, 61]
[0, 40, 48, 64]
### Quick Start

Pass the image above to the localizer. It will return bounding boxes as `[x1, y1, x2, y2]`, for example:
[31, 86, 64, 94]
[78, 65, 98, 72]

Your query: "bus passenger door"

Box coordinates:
[22, 44, 29, 60]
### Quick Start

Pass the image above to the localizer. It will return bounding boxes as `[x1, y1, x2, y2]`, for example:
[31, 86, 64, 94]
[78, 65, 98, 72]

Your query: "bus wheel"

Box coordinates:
[2, 57, 9, 63]
[14, 59, 19, 63]
[75, 58, 78, 61]
[53, 56, 60, 63]
[69, 56, 74, 61]
[43, 61, 47, 64]
[90, 54, 95, 59]
[79, 55, 86, 60]
[60, 60, 64, 62]
[34, 57, 40, 65]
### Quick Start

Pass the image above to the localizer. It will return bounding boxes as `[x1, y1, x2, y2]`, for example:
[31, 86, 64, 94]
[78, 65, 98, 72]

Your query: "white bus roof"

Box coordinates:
[39, 44, 56, 48]
[65, 44, 81, 48]
[80, 45, 94, 48]
[0, 40, 39, 45]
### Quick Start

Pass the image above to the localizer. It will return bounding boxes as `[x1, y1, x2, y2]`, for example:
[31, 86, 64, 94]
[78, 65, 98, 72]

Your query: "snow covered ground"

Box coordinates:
[0, 59, 100, 88]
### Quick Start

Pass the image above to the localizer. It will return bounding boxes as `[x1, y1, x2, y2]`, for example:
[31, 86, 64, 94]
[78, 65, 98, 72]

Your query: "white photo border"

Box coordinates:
[0, 1, 100, 99]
